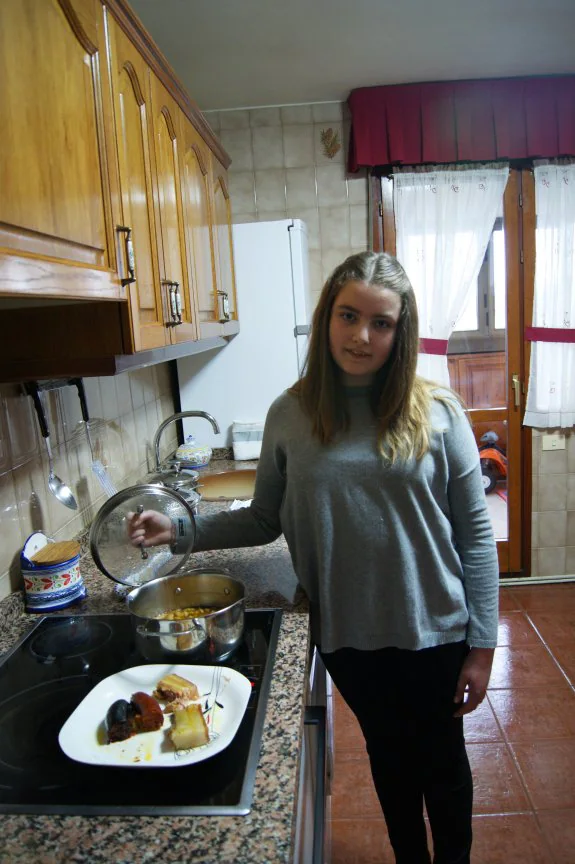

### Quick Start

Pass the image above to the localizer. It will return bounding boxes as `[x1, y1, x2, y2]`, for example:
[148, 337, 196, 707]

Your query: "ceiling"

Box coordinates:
[129, 0, 575, 112]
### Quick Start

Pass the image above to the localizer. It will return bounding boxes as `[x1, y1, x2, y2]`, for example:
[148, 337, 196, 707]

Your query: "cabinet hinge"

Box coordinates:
[520, 249, 524, 264]
[378, 203, 383, 217]
[519, 193, 523, 207]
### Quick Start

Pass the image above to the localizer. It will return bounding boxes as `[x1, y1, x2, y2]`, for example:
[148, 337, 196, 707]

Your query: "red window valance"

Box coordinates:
[348, 76, 575, 171]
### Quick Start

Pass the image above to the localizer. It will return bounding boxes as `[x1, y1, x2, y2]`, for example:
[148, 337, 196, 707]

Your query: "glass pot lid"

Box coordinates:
[89, 484, 196, 588]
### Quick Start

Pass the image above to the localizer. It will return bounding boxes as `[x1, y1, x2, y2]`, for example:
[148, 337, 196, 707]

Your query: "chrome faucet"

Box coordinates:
[153, 411, 220, 471]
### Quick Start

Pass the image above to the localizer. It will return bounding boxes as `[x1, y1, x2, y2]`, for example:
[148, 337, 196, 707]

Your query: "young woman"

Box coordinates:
[129, 251, 499, 864]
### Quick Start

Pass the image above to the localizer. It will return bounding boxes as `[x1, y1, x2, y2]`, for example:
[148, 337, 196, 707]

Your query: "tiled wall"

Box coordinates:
[0, 366, 178, 600]
[205, 101, 369, 308]
[531, 430, 575, 577]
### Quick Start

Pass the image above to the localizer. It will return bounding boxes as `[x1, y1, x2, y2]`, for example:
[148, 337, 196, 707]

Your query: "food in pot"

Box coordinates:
[153, 673, 200, 712]
[105, 691, 164, 743]
[169, 703, 209, 750]
[157, 606, 220, 620]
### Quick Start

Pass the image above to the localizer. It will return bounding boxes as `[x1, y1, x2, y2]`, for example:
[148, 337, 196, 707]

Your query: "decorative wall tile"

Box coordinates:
[255, 168, 287, 211]
[283, 125, 315, 168]
[252, 126, 284, 169]
[249, 107, 281, 127]
[314, 122, 344, 165]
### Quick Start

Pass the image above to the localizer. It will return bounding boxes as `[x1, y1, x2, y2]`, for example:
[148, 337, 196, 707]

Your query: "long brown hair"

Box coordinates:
[291, 251, 447, 462]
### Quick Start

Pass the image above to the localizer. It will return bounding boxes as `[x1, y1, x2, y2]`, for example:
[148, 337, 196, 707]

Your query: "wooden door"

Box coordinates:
[0, 0, 120, 298]
[211, 158, 239, 328]
[107, 17, 167, 351]
[149, 76, 196, 344]
[180, 124, 221, 339]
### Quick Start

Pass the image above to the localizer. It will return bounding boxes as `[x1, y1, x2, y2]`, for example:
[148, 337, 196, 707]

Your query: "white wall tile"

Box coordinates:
[115, 372, 132, 415]
[288, 207, 320, 250]
[3, 387, 38, 469]
[233, 211, 257, 224]
[219, 109, 250, 130]
[316, 164, 349, 206]
[283, 125, 314, 168]
[250, 107, 281, 127]
[281, 105, 313, 125]
[286, 167, 317, 209]
[348, 171, 369, 205]
[538, 546, 566, 576]
[0, 470, 26, 577]
[320, 206, 350, 248]
[219, 129, 254, 171]
[312, 102, 343, 123]
[255, 168, 287, 211]
[204, 110, 220, 132]
[538, 510, 567, 547]
[321, 247, 353, 282]
[99, 376, 119, 421]
[350, 204, 369, 248]
[257, 210, 288, 221]
[229, 171, 256, 212]
[252, 126, 284, 169]
[308, 249, 323, 296]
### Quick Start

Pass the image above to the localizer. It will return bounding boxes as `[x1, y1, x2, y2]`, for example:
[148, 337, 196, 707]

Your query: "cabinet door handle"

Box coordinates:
[116, 226, 136, 286]
[161, 279, 179, 326]
[217, 290, 230, 321]
[174, 284, 183, 324]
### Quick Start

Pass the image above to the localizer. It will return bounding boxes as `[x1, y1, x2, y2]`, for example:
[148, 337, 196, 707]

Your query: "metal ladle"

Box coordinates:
[27, 383, 78, 511]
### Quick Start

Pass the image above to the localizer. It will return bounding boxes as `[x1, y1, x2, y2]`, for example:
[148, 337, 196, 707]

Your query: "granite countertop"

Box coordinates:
[0, 459, 312, 864]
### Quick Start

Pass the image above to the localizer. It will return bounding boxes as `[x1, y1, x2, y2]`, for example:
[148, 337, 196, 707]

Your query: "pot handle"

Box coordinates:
[136, 623, 203, 639]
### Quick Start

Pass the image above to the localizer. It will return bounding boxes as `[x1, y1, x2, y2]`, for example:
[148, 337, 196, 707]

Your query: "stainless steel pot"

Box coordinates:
[126, 569, 245, 662]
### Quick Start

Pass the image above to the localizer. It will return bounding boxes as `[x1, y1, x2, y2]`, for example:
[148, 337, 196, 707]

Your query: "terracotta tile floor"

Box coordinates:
[328, 584, 575, 864]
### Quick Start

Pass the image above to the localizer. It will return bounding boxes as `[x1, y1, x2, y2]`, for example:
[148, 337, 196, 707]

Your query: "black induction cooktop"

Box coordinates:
[0, 609, 282, 816]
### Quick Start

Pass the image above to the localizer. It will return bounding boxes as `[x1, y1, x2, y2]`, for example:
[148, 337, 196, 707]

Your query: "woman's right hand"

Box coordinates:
[127, 510, 172, 548]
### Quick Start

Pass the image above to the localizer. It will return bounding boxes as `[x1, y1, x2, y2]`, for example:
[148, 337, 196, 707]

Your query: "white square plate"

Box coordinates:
[58, 664, 251, 768]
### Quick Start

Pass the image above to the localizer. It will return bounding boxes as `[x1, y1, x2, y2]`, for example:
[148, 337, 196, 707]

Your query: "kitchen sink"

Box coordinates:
[197, 469, 256, 501]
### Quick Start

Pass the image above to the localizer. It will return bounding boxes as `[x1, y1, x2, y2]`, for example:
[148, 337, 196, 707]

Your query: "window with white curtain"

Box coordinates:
[524, 162, 575, 428]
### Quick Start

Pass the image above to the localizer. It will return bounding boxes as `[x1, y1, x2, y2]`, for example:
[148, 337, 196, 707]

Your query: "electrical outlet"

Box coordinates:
[541, 432, 566, 451]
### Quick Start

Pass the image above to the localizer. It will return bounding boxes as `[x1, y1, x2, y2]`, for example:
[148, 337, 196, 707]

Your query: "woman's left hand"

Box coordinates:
[453, 647, 495, 717]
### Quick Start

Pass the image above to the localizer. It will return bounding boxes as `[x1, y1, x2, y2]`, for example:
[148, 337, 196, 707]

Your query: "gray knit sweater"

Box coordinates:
[194, 387, 499, 653]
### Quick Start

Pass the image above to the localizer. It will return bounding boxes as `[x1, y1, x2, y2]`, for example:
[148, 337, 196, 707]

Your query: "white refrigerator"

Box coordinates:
[177, 218, 312, 449]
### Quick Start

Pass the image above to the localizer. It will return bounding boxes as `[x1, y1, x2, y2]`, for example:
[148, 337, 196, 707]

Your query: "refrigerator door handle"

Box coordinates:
[294, 325, 310, 336]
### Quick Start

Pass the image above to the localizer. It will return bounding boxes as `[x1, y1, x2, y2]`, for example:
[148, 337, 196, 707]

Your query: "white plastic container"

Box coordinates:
[232, 422, 264, 461]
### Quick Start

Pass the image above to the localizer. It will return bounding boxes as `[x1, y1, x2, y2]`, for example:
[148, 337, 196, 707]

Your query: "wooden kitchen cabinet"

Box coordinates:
[0, 0, 236, 381]
[211, 158, 240, 335]
[149, 75, 198, 344]
[0, 0, 122, 301]
[107, 17, 167, 350]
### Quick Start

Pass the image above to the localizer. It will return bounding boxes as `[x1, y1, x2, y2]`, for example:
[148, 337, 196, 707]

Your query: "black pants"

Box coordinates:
[320, 642, 473, 864]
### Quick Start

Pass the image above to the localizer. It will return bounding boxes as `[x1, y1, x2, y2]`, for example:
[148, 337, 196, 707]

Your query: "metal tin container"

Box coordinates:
[126, 569, 245, 662]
